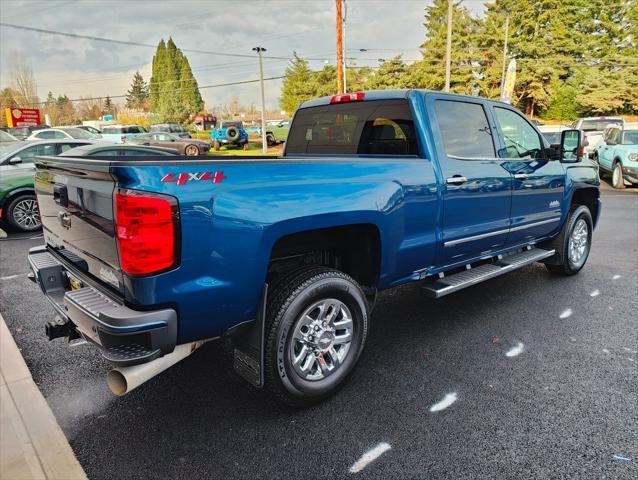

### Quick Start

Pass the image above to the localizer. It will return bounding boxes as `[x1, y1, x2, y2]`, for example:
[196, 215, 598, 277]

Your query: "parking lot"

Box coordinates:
[0, 182, 636, 480]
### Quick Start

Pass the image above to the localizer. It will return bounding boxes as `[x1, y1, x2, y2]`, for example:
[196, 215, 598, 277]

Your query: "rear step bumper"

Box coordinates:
[27, 246, 177, 366]
[422, 247, 555, 298]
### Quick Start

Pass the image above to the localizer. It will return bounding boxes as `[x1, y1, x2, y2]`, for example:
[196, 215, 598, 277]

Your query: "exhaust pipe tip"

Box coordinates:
[107, 369, 128, 396]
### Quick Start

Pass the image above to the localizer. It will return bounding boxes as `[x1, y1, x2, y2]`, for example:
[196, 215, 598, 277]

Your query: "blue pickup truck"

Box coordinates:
[28, 90, 600, 406]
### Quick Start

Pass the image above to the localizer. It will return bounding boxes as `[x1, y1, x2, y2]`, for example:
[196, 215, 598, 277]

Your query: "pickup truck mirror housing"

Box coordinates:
[560, 129, 582, 163]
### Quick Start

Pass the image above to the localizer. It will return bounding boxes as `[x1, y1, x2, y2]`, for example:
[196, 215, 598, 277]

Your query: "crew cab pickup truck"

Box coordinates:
[28, 90, 600, 406]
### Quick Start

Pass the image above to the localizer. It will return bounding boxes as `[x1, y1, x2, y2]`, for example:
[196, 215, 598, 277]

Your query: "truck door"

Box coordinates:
[490, 106, 565, 245]
[428, 96, 512, 267]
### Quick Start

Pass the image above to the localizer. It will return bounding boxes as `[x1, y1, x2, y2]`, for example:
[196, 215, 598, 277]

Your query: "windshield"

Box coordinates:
[0, 143, 25, 159]
[623, 130, 638, 145]
[0, 130, 18, 142]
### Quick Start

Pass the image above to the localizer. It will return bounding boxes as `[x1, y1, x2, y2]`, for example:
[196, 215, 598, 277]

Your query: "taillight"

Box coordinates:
[330, 92, 364, 103]
[114, 190, 179, 276]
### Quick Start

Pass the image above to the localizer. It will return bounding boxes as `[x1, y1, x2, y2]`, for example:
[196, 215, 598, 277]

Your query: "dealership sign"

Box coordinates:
[5, 107, 42, 127]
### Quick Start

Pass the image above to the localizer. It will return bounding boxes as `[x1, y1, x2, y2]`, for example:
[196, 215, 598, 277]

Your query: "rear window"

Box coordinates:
[580, 119, 623, 131]
[285, 99, 418, 156]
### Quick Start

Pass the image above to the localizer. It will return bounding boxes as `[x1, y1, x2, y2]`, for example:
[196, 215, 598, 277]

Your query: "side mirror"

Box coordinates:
[560, 129, 582, 162]
[9, 156, 22, 165]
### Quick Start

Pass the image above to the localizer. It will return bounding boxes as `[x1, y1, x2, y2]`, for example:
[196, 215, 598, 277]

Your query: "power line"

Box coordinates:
[0, 22, 293, 60]
[21, 76, 287, 107]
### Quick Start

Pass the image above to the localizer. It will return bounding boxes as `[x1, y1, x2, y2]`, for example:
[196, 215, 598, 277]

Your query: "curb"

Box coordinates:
[0, 313, 87, 480]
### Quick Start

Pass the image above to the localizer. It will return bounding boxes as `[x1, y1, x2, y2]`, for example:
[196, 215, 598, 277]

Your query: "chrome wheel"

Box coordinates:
[568, 218, 588, 266]
[12, 198, 40, 230]
[289, 298, 353, 381]
[185, 145, 198, 156]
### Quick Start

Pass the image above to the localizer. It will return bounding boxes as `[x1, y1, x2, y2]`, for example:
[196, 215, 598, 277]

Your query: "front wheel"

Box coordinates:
[612, 162, 625, 189]
[213, 140, 220, 151]
[266, 133, 275, 146]
[264, 267, 369, 407]
[545, 205, 593, 276]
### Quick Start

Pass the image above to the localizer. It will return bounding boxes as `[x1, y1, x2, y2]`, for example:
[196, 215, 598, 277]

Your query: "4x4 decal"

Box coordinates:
[161, 172, 226, 186]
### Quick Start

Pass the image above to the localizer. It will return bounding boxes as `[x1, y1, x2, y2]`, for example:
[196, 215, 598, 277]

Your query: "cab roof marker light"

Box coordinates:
[330, 92, 365, 104]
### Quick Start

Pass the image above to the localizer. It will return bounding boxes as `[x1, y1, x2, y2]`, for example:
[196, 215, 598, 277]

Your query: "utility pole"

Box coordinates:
[342, 0, 347, 93]
[336, 0, 344, 94]
[444, 0, 453, 92]
[499, 16, 510, 99]
[253, 46, 267, 154]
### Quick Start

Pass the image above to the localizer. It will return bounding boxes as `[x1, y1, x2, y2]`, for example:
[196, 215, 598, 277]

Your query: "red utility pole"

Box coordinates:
[336, 0, 344, 95]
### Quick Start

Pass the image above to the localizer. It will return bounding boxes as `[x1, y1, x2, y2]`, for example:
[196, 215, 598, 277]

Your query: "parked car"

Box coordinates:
[594, 126, 638, 189]
[211, 121, 249, 150]
[4, 125, 51, 140]
[100, 124, 148, 143]
[0, 139, 104, 231]
[264, 120, 290, 146]
[149, 123, 191, 139]
[27, 90, 599, 406]
[0, 130, 19, 143]
[129, 133, 210, 155]
[570, 116, 625, 158]
[27, 127, 101, 141]
[59, 144, 179, 157]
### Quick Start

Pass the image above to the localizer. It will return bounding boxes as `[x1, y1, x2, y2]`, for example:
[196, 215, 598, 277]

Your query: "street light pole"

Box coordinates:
[500, 16, 510, 99]
[253, 46, 267, 154]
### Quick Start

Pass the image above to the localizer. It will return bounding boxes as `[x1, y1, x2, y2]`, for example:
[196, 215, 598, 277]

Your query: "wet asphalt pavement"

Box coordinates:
[1, 182, 636, 479]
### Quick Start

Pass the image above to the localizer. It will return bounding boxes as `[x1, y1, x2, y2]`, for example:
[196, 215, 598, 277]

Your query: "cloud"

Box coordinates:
[0, 0, 487, 110]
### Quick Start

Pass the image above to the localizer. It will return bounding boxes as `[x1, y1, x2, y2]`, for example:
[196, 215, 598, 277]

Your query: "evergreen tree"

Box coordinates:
[410, 0, 478, 94]
[150, 37, 202, 122]
[365, 56, 411, 89]
[103, 95, 113, 115]
[125, 71, 149, 110]
[280, 53, 315, 115]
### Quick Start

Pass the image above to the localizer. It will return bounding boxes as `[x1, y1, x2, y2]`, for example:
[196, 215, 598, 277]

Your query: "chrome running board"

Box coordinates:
[423, 247, 555, 298]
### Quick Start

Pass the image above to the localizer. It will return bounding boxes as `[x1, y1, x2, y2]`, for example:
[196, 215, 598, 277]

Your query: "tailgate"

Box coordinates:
[34, 156, 124, 293]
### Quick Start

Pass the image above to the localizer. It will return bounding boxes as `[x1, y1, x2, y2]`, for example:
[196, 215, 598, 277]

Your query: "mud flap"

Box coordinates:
[232, 285, 267, 388]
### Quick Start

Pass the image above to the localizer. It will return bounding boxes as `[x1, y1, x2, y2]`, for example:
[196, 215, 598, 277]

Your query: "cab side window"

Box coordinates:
[493, 107, 543, 159]
[435, 100, 495, 158]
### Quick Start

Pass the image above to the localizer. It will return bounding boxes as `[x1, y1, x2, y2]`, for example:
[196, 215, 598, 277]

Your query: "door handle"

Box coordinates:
[446, 176, 467, 185]
[513, 173, 529, 180]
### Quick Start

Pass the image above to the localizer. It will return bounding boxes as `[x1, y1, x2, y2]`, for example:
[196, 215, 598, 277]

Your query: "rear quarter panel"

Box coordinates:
[112, 157, 438, 342]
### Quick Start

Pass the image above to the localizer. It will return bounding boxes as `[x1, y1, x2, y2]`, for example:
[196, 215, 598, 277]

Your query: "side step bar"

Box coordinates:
[423, 247, 555, 298]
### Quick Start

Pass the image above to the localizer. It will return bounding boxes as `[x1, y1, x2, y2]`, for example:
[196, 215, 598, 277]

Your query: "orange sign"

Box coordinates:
[5, 107, 41, 127]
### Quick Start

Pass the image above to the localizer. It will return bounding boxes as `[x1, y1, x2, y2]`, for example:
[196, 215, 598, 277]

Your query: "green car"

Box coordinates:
[595, 127, 638, 189]
[0, 140, 98, 231]
[264, 120, 290, 146]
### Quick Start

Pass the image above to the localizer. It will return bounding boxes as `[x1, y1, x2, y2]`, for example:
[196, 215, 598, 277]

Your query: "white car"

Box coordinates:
[26, 127, 101, 141]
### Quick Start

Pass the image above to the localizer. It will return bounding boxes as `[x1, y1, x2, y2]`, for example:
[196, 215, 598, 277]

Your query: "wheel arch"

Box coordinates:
[569, 185, 600, 228]
[267, 223, 382, 291]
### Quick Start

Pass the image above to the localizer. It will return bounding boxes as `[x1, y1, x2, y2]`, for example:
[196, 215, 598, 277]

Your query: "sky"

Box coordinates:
[0, 0, 488, 112]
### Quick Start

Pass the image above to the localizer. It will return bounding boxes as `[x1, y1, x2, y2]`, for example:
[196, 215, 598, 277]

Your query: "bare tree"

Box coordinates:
[10, 52, 39, 106]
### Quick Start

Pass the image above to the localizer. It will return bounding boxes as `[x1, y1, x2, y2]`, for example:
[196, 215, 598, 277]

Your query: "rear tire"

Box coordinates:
[266, 133, 275, 146]
[213, 140, 220, 151]
[545, 205, 592, 276]
[6, 194, 41, 232]
[612, 162, 625, 189]
[264, 267, 369, 407]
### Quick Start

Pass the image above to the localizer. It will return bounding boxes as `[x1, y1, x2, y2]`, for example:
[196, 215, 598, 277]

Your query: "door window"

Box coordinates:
[493, 107, 543, 159]
[59, 143, 84, 153]
[35, 130, 56, 139]
[14, 144, 56, 162]
[435, 100, 495, 158]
